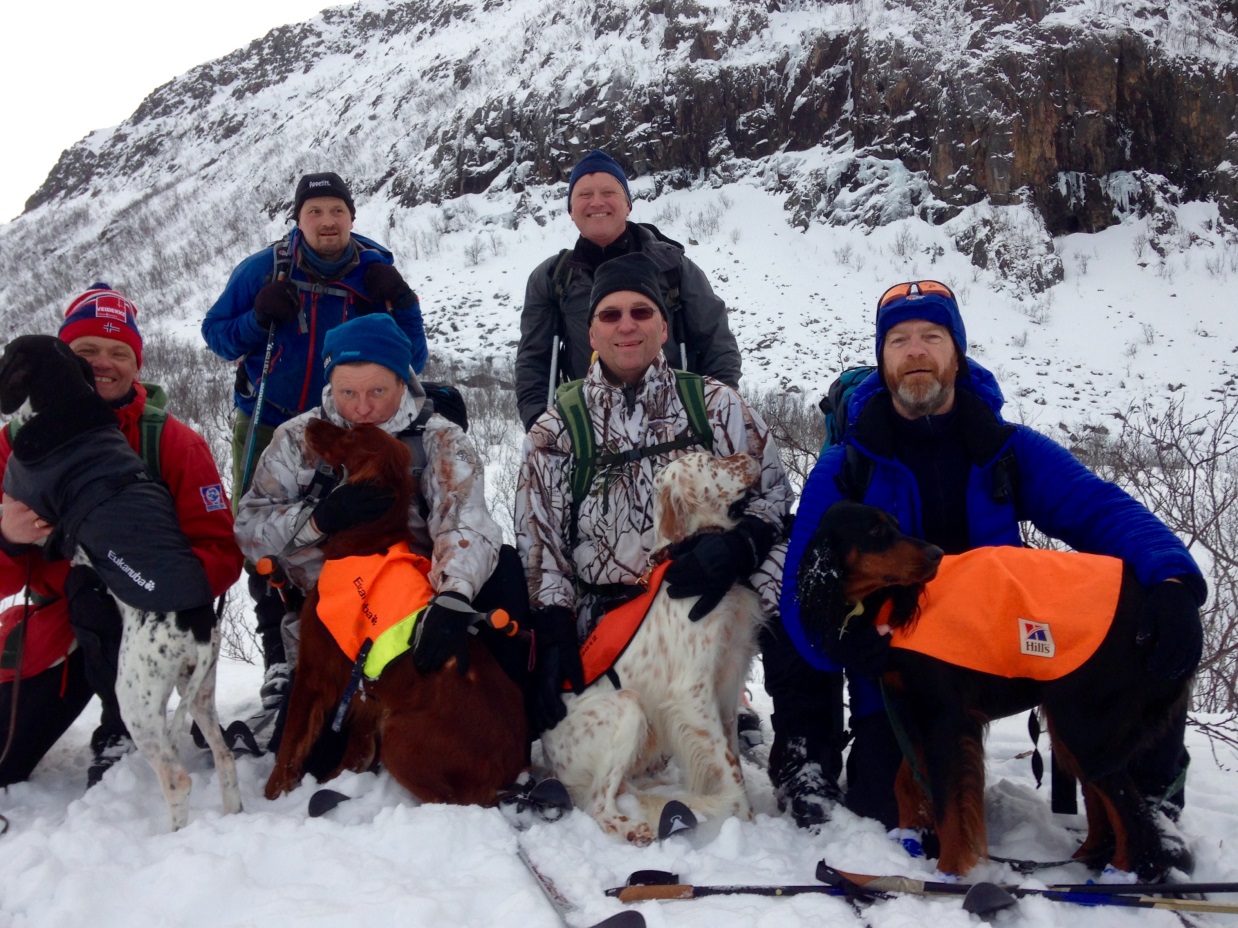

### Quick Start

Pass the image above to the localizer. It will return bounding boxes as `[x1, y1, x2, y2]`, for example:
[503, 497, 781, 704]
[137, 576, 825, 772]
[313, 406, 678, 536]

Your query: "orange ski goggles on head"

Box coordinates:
[876, 280, 957, 314]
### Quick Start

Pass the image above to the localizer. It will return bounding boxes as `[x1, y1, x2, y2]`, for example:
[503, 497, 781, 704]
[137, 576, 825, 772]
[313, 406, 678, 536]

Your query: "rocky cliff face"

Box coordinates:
[410, 1, 1238, 238]
[8, 0, 1238, 314]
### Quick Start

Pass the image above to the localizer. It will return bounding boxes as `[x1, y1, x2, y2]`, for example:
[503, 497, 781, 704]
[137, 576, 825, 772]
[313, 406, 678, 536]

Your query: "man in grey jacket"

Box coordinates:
[515, 150, 742, 430]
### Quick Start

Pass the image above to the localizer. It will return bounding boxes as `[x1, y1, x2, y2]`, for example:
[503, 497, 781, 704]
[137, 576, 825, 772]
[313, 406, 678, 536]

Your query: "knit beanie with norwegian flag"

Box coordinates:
[58, 282, 143, 368]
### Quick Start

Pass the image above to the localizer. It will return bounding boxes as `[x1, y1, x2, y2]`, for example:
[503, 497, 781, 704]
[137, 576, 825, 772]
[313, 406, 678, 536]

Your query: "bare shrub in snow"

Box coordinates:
[1069, 396, 1238, 714]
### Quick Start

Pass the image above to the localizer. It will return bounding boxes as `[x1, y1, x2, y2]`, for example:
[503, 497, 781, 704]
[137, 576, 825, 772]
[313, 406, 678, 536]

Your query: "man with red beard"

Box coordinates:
[777, 281, 1205, 844]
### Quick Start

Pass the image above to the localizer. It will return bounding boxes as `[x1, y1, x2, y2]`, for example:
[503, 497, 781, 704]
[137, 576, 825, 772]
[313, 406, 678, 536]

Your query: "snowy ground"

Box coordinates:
[2, 651, 1237, 928]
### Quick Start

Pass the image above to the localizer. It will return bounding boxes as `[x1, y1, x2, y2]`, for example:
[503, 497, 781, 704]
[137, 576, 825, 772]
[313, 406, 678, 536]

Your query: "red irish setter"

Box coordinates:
[797, 500, 1191, 879]
[264, 419, 526, 805]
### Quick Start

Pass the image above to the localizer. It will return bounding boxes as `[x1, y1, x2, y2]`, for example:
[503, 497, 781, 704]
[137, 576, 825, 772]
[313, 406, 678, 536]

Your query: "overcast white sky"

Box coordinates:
[0, 0, 334, 223]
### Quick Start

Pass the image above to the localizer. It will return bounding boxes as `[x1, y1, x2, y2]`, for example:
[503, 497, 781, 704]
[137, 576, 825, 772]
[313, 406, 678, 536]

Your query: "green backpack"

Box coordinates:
[553, 370, 713, 545]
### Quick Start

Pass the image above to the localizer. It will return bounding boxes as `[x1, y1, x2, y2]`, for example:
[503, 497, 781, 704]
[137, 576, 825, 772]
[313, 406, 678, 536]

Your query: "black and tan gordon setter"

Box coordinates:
[797, 500, 1192, 879]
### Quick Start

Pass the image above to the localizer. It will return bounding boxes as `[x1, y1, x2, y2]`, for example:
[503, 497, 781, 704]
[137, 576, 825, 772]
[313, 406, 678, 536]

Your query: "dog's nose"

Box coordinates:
[925, 544, 945, 565]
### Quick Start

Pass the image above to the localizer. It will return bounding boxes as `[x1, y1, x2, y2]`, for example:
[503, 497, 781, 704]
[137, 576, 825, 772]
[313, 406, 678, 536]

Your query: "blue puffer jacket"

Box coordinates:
[202, 229, 428, 427]
[780, 361, 1205, 689]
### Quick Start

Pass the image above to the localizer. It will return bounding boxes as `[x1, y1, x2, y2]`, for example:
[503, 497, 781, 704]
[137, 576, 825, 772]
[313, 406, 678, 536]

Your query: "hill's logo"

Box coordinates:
[1019, 618, 1055, 658]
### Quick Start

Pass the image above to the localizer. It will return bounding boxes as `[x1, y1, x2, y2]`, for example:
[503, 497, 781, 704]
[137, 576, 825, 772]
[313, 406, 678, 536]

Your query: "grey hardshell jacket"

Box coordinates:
[515, 222, 743, 430]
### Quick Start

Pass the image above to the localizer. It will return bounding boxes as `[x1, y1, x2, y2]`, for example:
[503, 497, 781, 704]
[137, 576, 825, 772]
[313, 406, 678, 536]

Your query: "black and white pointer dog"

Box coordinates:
[0, 334, 241, 830]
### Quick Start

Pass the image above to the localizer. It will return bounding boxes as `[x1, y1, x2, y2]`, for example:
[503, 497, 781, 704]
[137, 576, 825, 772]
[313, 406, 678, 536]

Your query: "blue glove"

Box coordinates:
[1137, 580, 1203, 681]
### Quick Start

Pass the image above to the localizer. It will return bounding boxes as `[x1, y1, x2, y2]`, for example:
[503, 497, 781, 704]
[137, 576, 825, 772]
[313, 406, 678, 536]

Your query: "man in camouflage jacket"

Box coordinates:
[235, 314, 508, 681]
[515, 253, 791, 734]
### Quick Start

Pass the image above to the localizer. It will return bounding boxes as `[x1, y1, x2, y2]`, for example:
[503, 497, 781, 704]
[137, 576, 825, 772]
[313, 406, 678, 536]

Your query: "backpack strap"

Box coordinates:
[136, 405, 167, 479]
[672, 371, 712, 453]
[554, 372, 714, 547]
[661, 265, 688, 369]
[550, 248, 573, 306]
[395, 402, 435, 519]
[553, 379, 594, 547]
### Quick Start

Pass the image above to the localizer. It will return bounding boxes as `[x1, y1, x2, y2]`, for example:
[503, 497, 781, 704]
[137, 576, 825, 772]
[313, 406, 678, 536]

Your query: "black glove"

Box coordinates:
[412, 591, 473, 676]
[529, 605, 585, 733]
[1137, 580, 1203, 681]
[819, 611, 891, 678]
[253, 280, 300, 327]
[311, 481, 395, 534]
[363, 264, 417, 312]
[664, 515, 777, 621]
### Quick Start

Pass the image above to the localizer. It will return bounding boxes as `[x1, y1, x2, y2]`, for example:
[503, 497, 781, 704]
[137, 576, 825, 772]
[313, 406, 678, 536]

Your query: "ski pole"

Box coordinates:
[818, 862, 1238, 898]
[610, 882, 851, 902]
[238, 321, 278, 496]
[818, 864, 1238, 916]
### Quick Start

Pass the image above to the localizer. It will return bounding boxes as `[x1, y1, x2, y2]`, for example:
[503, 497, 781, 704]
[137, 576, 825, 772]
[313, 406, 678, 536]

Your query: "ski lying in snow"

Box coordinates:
[516, 846, 646, 928]
[817, 863, 1238, 915]
[657, 800, 697, 840]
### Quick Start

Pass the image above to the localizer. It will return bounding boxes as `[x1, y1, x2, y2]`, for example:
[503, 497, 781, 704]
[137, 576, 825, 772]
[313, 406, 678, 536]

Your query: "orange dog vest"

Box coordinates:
[881, 547, 1123, 680]
[316, 541, 435, 679]
[574, 560, 673, 690]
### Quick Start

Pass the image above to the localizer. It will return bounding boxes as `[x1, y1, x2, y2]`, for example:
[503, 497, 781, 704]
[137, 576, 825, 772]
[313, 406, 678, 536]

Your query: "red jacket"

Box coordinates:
[0, 383, 243, 683]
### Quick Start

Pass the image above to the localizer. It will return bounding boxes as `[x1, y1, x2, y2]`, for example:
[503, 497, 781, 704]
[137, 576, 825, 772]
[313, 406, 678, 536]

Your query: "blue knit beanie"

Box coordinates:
[875, 289, 967, 364]
[323, 314, 413, 383]
[567, 150, 632, 206]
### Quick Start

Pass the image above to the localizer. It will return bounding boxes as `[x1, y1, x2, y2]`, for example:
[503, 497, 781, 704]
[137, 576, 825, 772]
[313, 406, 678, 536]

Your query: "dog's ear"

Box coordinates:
[885, 583, 923, 630]
[0, 336, 97, 415]
[304, 418, 347, 460]
[0, 337, 35, 414]
[796, 535, 849, 640]
[653, 473, 699, 548]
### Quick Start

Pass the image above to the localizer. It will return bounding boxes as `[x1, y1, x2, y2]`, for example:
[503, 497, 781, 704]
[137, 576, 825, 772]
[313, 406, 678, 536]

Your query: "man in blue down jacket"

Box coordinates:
[202, 171, 427, 721]
[779, 280, 1205, 839]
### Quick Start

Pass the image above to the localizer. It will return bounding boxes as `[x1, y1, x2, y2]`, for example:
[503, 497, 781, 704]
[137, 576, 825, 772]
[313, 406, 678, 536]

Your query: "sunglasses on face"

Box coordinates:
[876, 280, 956, 313]
[592, 305, 660, 324]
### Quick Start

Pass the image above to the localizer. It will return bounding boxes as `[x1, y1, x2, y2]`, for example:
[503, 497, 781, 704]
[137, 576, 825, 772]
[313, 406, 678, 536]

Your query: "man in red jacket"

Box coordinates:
[0, 283, 243, 787]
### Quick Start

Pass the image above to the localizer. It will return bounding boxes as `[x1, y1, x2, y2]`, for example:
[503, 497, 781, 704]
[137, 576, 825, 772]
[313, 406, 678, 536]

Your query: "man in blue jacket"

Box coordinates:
[202, 171, 427, 721]
[780, 280, 1205, 835]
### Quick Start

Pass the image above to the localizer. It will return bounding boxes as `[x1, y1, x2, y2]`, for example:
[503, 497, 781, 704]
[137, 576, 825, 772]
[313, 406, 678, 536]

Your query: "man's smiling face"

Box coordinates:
[881, 319, 960, 418]
[569, 172, 631, 247]
[68, 336, 138, 402]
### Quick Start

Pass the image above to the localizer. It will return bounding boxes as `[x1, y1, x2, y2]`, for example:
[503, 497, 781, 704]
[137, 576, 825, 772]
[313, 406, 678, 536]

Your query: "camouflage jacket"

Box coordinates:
[516, 354, 791, 633]
[235, 381, 501, 600]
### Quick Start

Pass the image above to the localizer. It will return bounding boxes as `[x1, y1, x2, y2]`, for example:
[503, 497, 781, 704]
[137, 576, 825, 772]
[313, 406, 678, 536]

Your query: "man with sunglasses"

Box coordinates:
[515, 253, 793, 737]
[515, 149, 742, 431]
[778, 280, 1205, 840]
